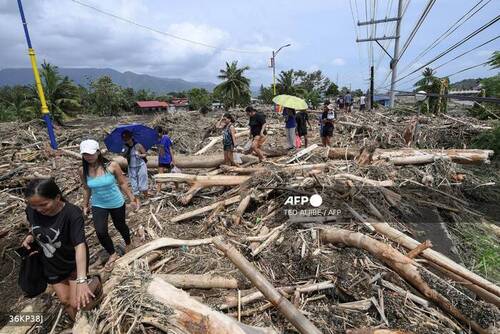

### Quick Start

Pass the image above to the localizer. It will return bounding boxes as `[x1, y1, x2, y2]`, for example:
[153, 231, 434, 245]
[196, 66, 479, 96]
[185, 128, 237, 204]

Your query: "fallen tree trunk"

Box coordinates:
[213, 237, 322, 334]
[114, 154, 258, 169]
[157, 273, 240, 289]
[331, 173, 394, 187]
[154, 173, 250, 205]
[171, 195, 241, 223]
[326, 148, 494, 165]
[371, 223, 500, 303]
[148, 276, 276, 334]
[321, 228, 490, 334]
[195, 130, 250, 155]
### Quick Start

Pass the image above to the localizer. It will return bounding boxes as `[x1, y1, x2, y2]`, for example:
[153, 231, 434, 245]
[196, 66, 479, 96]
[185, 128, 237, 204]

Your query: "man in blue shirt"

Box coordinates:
[154, 126, 175, 192]
[282, 107, 297, 150]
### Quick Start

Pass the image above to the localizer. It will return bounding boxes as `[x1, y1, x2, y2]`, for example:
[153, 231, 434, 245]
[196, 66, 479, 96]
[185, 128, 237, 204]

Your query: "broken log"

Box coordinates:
[157, 273, 240, 289]
[170, 195, 241, 223]
[149, 276, 276, 334]
[371, 223, 500, 303]
[232, 193, 252, 225]
[406, 240, 433, 259]
[332, 173, 394, 187]
[321, 228, 490, 334]
[114, 154, 258, 169]
[213, 237, 322, 334]
[154, 173, 250, 205]
[326, 148, 494, 165]
[346, 329, 413, 334]
[195, 130, 250, 155]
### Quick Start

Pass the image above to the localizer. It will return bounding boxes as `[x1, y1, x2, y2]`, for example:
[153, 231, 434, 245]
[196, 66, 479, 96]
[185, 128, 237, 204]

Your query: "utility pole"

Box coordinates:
[389, 0, 404, 107]
[356, 2, 403, 108]
[271, 43, 291, 96]
[370, 66, 374, 110]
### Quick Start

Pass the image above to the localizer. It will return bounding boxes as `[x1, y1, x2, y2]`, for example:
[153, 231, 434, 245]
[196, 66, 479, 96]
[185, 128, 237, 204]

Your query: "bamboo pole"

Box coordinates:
[212, 236, 323, 334]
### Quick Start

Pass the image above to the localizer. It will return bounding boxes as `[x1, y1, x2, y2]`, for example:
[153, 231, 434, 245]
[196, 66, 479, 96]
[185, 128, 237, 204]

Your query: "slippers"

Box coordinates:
[103, 253, 120, 272]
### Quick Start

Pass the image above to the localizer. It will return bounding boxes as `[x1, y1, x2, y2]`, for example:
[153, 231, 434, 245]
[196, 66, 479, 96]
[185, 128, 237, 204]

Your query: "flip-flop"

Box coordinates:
[103, 254, 120, 272]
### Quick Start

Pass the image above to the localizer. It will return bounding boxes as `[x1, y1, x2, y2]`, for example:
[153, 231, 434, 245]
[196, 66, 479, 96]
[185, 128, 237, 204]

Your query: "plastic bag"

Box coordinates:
[242, 139, 252, 152]
[295, 136, 302, 148]
[233, 152, 243, 164]
[172, 166, 182, 173]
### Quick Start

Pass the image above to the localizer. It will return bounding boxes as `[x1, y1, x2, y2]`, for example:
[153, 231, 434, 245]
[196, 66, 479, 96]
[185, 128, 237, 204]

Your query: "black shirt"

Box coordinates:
[249, 112, 267, 137]
[296, 111, 309, 132]
[25, 203, 86, 279]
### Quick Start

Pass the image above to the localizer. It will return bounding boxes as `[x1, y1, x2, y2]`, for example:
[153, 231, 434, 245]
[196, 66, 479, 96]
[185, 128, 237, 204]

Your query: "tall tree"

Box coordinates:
[37, 62, 81, 124]
[276, 69, 298, 95]
[89, 76, 124, 116]
[214, 61, 251, 109]
[415, 67, 446, 114]
[0, 86, 36, 121]
[258, 85, 274, 104]
[325, 82, 339, 97]
[187, 88, 212, 110]
[487, 51, 500, 69]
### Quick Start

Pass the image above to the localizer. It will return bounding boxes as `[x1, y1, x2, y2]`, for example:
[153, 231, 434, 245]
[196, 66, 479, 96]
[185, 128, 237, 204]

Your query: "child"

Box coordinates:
[154, 126, 175, 192]
[217, 113, 237, 166]
[121, 130, 149, 197]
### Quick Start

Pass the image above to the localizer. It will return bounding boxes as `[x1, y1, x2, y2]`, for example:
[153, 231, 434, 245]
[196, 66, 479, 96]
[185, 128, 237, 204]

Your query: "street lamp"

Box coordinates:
[271, 43, 291, 96]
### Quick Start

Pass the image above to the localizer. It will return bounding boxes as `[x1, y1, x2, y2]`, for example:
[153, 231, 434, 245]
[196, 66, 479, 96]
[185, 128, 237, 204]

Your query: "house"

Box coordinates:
[170, 98, 189, 111]
[136, 100, 168, 112]
[373, 95, 390, 107]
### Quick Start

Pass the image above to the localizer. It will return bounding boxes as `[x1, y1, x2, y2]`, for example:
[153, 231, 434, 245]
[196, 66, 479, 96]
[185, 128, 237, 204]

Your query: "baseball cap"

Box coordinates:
[80, 139, 100, 155]
[327, 104, 335, 110]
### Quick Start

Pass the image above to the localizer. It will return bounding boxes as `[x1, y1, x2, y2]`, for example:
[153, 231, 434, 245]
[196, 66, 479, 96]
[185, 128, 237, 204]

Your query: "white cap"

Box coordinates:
[327, 104, 334, 110]
[80, 139, 99, 155]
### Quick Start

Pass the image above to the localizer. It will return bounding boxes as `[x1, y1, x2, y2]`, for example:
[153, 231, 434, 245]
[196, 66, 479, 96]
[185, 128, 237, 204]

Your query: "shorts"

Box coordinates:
[297, 128, 307, 137]
[360, 104, 366, 110]
[158, 162, 172, 170]
[46, 269, 77, 284]
[321, 126, 334, 137]
[223, 144, 234, 152]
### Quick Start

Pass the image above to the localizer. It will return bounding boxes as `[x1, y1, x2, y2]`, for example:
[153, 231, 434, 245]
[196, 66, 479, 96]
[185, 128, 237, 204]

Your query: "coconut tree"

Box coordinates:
[414, 67, 446, 114]
[0, 86, 36, 121]
[214, 61, 251, 109]
[35, 62, 81, 124]
[487, 51, 500, 69]
[276, 69, 298, 95]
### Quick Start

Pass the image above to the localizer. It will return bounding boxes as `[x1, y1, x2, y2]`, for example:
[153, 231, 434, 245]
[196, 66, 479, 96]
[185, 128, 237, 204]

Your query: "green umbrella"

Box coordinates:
[272, 94, 308, 110]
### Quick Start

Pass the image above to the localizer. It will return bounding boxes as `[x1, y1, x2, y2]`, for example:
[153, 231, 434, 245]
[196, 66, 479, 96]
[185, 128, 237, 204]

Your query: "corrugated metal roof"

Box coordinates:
[136, 101, 168, 108]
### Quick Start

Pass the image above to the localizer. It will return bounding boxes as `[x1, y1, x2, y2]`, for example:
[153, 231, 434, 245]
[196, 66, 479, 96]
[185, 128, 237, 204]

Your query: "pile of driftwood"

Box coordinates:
[0, 107, 499, 334]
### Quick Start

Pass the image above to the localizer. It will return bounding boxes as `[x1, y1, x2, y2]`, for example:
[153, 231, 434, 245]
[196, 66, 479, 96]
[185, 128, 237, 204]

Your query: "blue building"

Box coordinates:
[373, 95, 391, 107]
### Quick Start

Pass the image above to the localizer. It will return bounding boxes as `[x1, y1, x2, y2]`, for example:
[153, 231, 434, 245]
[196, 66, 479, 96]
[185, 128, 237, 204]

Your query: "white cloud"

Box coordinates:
[332, 58, 346, 66]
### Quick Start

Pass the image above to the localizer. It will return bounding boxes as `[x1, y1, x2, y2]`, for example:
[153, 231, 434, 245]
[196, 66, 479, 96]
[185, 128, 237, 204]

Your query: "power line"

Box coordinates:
[69, 0, 267, 54]
[390, 14, 500, 86]
[398, 0, 491, 76]
[433, 35, 499, 71]
[443, 61, 489, 78]
[398, 0, 436, 60]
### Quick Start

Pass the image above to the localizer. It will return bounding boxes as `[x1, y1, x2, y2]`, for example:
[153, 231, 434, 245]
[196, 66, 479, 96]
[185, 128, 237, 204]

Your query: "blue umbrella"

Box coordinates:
[104, 124, 158, 153]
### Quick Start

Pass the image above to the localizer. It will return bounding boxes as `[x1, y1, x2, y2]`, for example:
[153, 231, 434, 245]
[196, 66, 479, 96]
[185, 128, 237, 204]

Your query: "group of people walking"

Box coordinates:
[18, 97, 366, 320]
[19, 126, 175, 319]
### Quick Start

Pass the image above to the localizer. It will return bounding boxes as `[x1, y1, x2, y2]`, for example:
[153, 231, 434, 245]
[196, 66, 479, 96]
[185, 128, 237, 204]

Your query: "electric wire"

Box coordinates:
[69, 0, 267, 54]
[398, 0, 436, 60]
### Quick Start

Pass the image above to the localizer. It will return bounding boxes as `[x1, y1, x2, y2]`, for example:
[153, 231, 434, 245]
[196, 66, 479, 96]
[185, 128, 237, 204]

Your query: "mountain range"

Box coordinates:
[0, 68, 217, 93]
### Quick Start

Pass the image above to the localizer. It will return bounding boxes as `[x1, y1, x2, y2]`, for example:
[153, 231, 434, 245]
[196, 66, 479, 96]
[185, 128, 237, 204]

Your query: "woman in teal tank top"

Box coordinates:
[79, 140, 140, 271]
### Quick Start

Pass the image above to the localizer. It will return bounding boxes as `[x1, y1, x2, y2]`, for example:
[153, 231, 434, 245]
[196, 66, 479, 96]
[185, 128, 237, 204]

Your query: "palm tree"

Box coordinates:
[415, 67, 437, 90]
[487, 51, 500, 69]
[0, 86, 36, 121]
[214, 61, 251, 109]
[35, 62, 81, 124]
[277, 70, 297, 95]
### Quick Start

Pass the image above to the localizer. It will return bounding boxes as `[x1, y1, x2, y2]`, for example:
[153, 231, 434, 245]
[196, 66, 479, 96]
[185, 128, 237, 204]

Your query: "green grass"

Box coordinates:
[459, 224, 500, 283]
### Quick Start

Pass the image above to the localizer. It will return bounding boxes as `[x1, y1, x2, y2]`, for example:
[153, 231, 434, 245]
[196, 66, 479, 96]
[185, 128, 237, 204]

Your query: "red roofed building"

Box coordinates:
[136, 100, 168, 112]
[170, 98, 189, 111]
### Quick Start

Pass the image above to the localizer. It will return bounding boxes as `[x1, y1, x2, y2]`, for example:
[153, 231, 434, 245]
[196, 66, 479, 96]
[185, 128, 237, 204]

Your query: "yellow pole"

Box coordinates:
[28, 48, 49, 114]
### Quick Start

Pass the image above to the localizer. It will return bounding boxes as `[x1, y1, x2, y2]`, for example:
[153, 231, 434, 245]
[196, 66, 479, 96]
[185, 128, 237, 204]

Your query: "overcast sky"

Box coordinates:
[1, 0, 499, 91]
